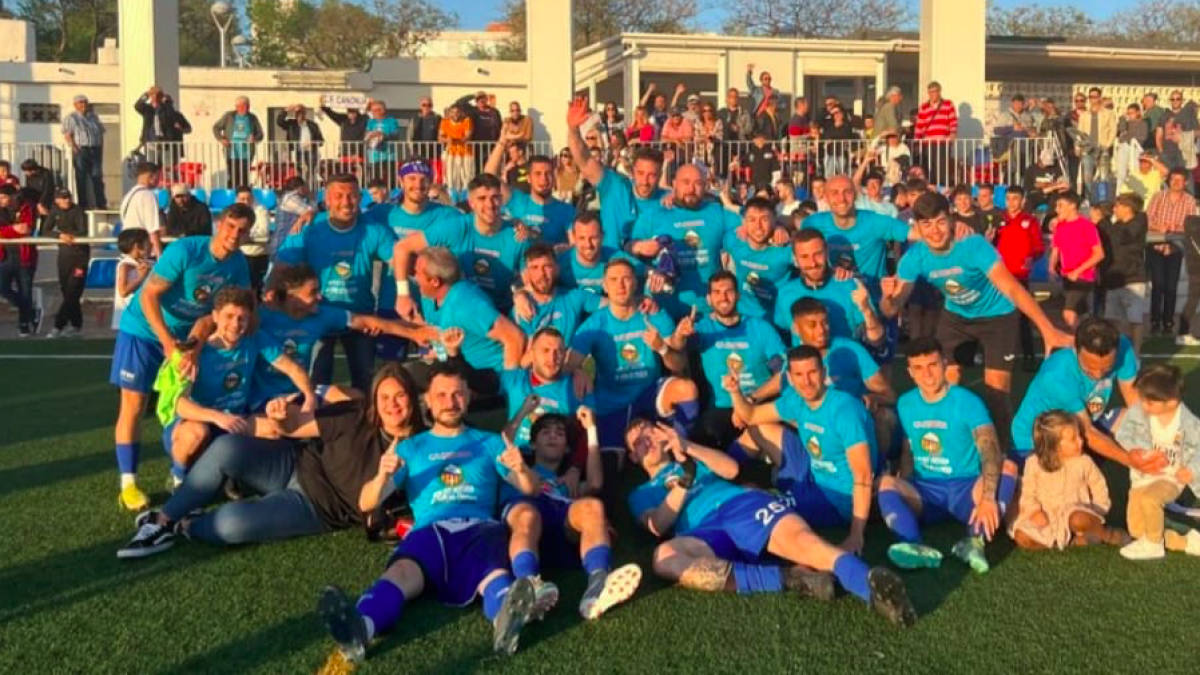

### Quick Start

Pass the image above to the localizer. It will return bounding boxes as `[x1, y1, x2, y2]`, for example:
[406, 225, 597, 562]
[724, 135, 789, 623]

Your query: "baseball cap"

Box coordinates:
[687, 94, 700, 103]
[55, 188, 73, 199]
[170, 183, 189, 197]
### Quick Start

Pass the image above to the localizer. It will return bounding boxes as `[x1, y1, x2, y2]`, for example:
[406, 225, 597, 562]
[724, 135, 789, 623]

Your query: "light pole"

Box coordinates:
[210, 1, 233, 68]
[231, 34, 250, 68]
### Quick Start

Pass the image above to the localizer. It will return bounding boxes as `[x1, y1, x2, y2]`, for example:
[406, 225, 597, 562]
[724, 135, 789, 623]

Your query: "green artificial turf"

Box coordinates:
[3, 338, 1200, 674]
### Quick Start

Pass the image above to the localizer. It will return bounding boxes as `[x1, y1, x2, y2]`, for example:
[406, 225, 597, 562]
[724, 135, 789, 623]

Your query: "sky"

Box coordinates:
[438, 0, 1128, 31]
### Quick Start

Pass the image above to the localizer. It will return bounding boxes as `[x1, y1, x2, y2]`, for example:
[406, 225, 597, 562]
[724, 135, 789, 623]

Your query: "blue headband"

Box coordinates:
[398, 161, 431, 178]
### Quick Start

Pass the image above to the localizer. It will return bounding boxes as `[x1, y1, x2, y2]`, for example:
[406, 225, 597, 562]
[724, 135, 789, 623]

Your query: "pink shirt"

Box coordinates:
[1052, 216, 1102, 282]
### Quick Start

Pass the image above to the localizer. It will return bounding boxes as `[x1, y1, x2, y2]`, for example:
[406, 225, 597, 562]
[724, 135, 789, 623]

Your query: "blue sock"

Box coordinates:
[171, 462, 188, 482]
[832, 553, 871, 603]
[731, 562, 784, 594]
[356, 578, 405, 636]
[512, 549, 540, 579]
[671, 399, 700, 439]
[482, 573, 514, 621]
[997, 472, 1018, 519]
[878, 489, 921, 543]
[726, 440, 752, 465]
[115, 443, 139, 475]
[581, 545, 612, 575]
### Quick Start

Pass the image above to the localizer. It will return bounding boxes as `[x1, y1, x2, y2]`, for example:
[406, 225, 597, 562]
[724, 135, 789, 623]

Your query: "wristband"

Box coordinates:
[656, 343, 670, 356]
[586, 426, 599, 448]
[395, 279, 410, 297]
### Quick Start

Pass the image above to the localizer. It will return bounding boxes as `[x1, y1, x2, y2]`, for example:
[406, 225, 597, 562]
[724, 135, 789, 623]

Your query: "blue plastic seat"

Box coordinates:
[190, 188, 208, 205]
[993, 184, 1007, 205]
[85, 258, 118, 289]
[255, 188, 278, 211]
[155, 188, 170, 210]
[208, 188, 235, 211]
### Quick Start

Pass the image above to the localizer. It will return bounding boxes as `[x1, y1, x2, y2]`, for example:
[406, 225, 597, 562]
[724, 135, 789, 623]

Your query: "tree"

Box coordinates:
[722, 0, 911, 39]
[1108, 0, 1200, 47]
[246, 0, 455, 70]
[178, 0, 244, 67]
[986, 2, 1098, 39]
[18, 0, 117, 62]
[495, 0, 700, 60]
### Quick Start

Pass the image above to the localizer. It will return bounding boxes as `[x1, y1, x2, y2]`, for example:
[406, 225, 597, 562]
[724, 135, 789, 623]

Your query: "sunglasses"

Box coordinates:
[1172, 97, 1184, 102]
[420, 103, 431, 108]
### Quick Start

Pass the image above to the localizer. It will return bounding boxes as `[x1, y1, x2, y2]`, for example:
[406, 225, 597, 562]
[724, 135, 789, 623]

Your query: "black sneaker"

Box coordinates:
[317, 585, 369, 664]
[867, 567, 917, 627]
[784, 565, 836, 602]
[117, 520, 175, 559]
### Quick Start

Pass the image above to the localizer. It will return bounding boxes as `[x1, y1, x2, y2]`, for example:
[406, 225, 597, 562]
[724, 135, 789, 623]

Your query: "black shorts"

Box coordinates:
[935, 310, 1019, 372]
[1062, 280, 1095, 315]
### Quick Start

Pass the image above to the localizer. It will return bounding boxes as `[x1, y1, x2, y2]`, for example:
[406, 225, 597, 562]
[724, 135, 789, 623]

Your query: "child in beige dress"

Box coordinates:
[1010, 410, 1130, 549]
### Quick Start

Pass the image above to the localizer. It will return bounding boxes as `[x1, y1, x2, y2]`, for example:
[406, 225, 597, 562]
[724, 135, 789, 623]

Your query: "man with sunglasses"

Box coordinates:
[407, 97, 441, 163]
[1075, 87, 1116, 201]
[746, 64, 783, 120]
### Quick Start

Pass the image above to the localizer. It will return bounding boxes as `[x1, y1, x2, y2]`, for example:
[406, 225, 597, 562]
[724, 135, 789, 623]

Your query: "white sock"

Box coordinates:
[172, 475, 184, 488]
[120, 473, 136, 488]
[362, 616, 376, 642]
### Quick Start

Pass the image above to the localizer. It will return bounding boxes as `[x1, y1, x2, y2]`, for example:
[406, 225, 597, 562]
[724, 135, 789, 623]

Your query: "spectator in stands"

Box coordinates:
[1120, 150, 1167, 201]
[500, 142, 529, 190]
[503, 101, 533, 144]
[269, 176, 315, 259]
[407, 96, 441, 162]
[61, 94, 107, 209]
[119, 161, 164, 257]
[693, 102, 723, 173]
[1156, 90, 1198, 192]
[212, 96, 263, 189]
[626, 107, 656, 145]
[820, 105, 856, 176]
[914, 81, 957, 186]
[718, 88, 752, 145]
[1075, 87, 1117, 201]
[364, 99, 401, 185]
[134, 86, 191, 171]
[0, 184, 38, 336]
[949, 184, 983, 235]
[996, 94, 1034, 139]
[1099, 193, 1148, 353]
[876, 87, 903, 140]
[19, 159, 55, 228]
[659, 108, 694, 155]
[871, 129, 911, 186]
[234, 185, 271, 292]
[457, 91, 502, 175]
[596, 102, 625, 141]
[554, 148, 579, 202]
[1048, 191, 1104, 328]
[0, 160, 19, 188]
[854, 171, 898, 218]
[753, 93, 782, 141]
[640, 83, 670, 129]
[43, 188, 88, 337]
[737, 129, 781, 191]
[1115, 104, 1150, 189]
[994, 185, 1045, 369]
[1021, 147, 1068, 212]
[1146, 168, 1198, 336]
[164, 183, 213, 239]
[439, 103, 474, 203]
[1142, 92, 1166, 132]
[745, 63, 783, 121]
[275, 105, 324, 181]
[320, 101, 367, 153]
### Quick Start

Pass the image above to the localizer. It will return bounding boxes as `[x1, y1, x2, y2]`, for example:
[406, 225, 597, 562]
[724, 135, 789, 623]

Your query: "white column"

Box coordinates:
[919, 0, 985, 138]
[623, 47, 640, 118]
[717, 51, 728, 100]
[875, 57, 888, 100]
[794, 55, 805, 99]
[119, 0, 180, 156]
[526, 0, 574, 146]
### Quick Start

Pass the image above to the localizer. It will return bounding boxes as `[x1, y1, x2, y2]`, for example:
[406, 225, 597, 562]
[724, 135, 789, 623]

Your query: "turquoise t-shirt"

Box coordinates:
[631, 201, 740, 317]
[391, 428, 510, 529]
[555, 247, 644, 295]
[898, 385, 993, 480]
[1011, 338, 1139, 454]
[499, 368, 594, 448]
[504, 190, 576, 245]
[366, 117, 400, 161]
[229, 113, 254, 160]
[378, 202, 459, 312]
[722, 230, 794, 319]
[595, 169, 666, 250]
[511, 288, 602, 341]
[190, 332, 284, 414]
[627, 462, 746, 535]
[420, 281, 504, 371]
[776, 387, 876, 496]
[772, 274, 870, 341]
[897, 235, 1014, 320]
[120, 237, 250, 342]
[250, 304, 349, 407]
[786, 336, 880, 400]
[569, 307, 676, 415]
[424, 212, 529, 312]
[692, 314, 786, 408]
[802, 209, 909, 288]
[276, 214, 395, 314]
[499, 463, 572, 507]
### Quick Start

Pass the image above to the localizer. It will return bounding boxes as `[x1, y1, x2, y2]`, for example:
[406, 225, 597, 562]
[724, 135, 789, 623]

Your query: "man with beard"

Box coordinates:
[485, 134, 576, 245]
[674, 271, 786, 452]
[628, 163, 741, 320]
[317, 363, 543, 664]
[392, 173, 529, 315]
[566, 97, 666, 250]
[555, 212, 644, 295]
[722, 197, 795, 319]
[511, 244, 603, 340]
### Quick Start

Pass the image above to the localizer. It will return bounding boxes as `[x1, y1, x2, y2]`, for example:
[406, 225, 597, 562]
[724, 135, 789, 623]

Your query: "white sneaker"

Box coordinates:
[63, 326, 81, 337]
[46, 328, 62, 339]
[1184, 530, 1200, 556]
[1120, 537, 1166, 561]
[1177, 335, 1200, 347]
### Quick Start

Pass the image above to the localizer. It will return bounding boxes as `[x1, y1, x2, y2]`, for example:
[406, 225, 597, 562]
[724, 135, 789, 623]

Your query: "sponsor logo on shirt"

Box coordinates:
[334, 261, 352, 279]
[223, 371, 241, 391]
[283, 339, 298, 357]
[746, 271, 761, 286]
[806, 435, 822, 459]
[473, 257, 491, 277]
[920, 431, 942, 455]
[1086, 395, 1105, 417]
[440, 464, 464, 487]
[620, 343, 640, 364]
[193, 284, 213, 303]
[725, 352, 744, 374]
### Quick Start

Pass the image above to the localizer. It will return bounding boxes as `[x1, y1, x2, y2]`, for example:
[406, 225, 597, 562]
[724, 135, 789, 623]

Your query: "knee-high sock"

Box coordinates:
[115, 443, 139, 476]
[581, 545, 612, 575]
[997, 473, 1018, 520]
[482, 573, 515, 621]
[356, 578, 406, 640]
[731, 563, 784, 594]
[832, 553, 871, 603]
[878, 489, 921, 543]
[512, 549, 540, 579]
[669, 399, 700, 439]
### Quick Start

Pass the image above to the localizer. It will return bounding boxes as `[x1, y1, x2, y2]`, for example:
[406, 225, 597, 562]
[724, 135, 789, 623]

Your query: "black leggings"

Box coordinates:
[55, 245, 89, 330]
[1147, 243, 1182, 327]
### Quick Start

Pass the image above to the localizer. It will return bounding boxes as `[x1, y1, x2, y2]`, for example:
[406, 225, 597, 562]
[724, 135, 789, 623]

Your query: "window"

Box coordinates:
[19, 103, 61, 124]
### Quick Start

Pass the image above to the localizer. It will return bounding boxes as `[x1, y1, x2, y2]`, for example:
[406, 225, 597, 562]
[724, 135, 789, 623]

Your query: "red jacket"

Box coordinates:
[993, 211, 1044, 280]
[0, 202, 38, 267]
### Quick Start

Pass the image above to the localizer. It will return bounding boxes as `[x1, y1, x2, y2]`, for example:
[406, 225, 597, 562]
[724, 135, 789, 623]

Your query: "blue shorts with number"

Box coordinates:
[109, 330, 166, 394]
[386, 519, 509, 607]
[776, 429, 853, 528]
[868, 316, 900, 365]
[502, 494, 579, 569]
[596, 377, 671, 449]
[685, 490, 789, 562]
[912, 476, 977, 525]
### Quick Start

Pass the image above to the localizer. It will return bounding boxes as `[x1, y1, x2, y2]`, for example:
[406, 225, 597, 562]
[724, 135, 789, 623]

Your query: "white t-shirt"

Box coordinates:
[1133, 406, 1185, 489]
[120, 185, 162, 234]
[112, 255, 144, 329]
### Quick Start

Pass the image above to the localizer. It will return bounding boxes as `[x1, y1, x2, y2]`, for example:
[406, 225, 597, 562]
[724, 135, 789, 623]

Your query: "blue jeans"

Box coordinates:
[0, 258, 34, 326]
[162, 435, 325, 545]
[312, 329, 375, 392]
[1148, 242, 1183, 328]
[73, 146, 107, 209]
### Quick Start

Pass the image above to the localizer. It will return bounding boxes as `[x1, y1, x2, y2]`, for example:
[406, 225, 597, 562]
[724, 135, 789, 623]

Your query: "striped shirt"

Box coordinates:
[914, 99, 957, 140]
[1146, 189, 1199, 235]
[61, 111, 105, 147]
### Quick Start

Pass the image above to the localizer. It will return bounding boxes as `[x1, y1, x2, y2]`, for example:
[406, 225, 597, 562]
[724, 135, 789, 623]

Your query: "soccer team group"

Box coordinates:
[106, 100, 1200, 663]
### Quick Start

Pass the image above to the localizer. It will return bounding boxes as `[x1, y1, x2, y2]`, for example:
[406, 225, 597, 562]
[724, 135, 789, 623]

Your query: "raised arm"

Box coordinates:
[567, 97, 606, 186]
[390, 231, 431, 319]
[488, 314, 527, 368]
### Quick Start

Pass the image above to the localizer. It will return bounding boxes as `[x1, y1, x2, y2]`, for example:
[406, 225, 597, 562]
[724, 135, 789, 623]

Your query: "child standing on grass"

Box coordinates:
[1010, 410, 1128, 550]
[1114, 364, 1200, 559]
[1048, 191, 1105, 328]
[112, 229, 151, 330]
